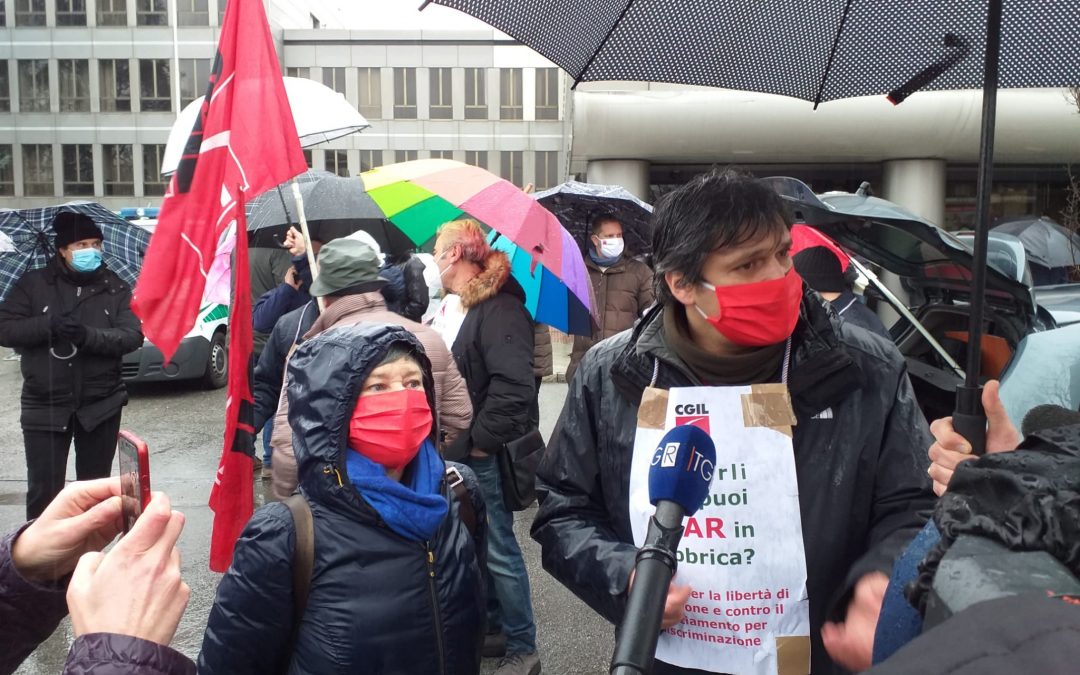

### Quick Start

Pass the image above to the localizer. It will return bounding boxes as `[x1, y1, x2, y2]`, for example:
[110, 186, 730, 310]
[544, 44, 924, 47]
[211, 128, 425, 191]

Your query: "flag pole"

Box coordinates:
[290, 181, 325, 312]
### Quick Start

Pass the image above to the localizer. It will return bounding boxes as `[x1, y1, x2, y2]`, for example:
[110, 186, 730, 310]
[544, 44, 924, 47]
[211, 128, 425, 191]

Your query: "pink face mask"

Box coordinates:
[696, 268, 803, 346]
[347, 388, 433, 471]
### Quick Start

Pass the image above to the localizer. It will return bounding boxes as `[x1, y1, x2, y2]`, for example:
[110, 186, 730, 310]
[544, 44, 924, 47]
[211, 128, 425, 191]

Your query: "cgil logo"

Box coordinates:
[675, 403, 711, 434]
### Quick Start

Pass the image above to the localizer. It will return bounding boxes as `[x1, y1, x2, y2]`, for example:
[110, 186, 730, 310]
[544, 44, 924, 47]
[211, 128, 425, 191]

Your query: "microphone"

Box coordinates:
[611, 425, 716, 675]
[1021, 403, 1080, 437]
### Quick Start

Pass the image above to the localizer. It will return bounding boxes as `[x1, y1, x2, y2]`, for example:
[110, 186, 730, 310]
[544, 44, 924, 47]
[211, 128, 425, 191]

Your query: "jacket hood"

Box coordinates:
[286, 323, 436, 507]
[457, 249, 520, 308]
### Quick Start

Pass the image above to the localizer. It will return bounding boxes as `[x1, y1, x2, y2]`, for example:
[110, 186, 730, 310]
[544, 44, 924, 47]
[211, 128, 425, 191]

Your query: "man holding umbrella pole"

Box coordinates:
[0, 212, 143, 519]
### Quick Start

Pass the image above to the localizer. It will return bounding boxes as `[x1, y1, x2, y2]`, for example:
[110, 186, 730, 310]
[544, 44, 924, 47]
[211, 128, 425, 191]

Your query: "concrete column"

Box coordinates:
[882, 158, 947, 226]
[586, 159, 650, 201]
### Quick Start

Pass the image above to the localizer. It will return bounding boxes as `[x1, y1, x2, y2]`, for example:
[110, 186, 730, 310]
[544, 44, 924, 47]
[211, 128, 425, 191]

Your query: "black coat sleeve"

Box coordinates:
[400, 257, 429, 323]
[79, 286, 143, 357]
[469, 297, 534, 452]
[253, 326, 288, 431]
[0, 524, 70, 675]
[531, 348, 637, 625]
[198, 504, 295, 675]
[0, 274, 51, 349]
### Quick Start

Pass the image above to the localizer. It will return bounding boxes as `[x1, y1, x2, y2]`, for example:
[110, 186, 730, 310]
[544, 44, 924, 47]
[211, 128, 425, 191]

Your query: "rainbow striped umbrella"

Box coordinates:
[359, 159, 595, 336]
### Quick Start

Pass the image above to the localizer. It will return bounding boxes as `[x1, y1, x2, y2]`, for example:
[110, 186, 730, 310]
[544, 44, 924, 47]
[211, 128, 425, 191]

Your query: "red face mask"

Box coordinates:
[695, 268, 803, 346]
[348, 388, 433, 472]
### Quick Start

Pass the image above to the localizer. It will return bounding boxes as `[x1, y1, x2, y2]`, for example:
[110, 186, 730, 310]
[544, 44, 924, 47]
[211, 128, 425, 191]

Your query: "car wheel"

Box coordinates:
[201, 331, 228, 389]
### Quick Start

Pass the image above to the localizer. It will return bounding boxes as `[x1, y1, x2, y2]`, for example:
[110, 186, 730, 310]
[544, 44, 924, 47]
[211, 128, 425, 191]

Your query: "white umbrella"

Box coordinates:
[160, 76, 370, 176]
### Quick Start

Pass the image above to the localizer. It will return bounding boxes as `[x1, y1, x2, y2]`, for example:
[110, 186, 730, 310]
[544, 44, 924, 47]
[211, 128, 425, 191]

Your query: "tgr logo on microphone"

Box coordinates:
[660, 443, 679, 467]
[674, 402, 710, 434]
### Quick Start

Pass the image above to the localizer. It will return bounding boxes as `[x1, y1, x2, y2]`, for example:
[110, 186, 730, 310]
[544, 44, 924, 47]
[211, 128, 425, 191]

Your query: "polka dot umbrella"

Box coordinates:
[359, 159, 596, 336]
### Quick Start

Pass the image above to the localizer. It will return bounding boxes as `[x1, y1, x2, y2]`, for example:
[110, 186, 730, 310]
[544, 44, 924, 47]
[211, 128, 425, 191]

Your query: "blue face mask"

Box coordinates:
[70, 248, 103, 273]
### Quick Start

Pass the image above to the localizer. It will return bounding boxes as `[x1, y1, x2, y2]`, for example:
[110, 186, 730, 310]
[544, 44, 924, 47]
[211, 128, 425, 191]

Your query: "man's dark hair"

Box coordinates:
[651, 168, 792, 305]
[591, 213, 621, 236]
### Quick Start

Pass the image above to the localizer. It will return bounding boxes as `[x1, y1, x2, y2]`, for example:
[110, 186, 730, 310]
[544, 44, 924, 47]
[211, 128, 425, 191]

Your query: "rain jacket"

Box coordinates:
[252, 254, 311, 334]
[0, 258, 142, 432]
[199, 323, 486, 675]
[567, 255, 654, 380]
[253, 300, 319, 431]
[268, 293, 473, 501]
[445, 250, 534, 460]
[382, 255, 429, 323]
[532, 291, 935, 675]
[0, 524, 194, 675]
[533, 323, 553, 379]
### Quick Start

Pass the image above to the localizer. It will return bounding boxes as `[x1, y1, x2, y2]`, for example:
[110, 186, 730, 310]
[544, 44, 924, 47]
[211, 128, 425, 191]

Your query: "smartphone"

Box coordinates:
[118, 430, 151, 533]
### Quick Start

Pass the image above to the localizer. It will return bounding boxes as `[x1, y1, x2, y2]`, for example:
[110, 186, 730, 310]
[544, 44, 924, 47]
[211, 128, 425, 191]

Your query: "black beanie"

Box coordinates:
[53, 212, 104, 250]
[793, 246, 846, 293]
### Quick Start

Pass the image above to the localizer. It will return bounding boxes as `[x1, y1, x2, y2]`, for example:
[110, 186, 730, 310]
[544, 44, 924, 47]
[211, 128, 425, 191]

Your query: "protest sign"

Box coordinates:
[629, 385, 810, 675]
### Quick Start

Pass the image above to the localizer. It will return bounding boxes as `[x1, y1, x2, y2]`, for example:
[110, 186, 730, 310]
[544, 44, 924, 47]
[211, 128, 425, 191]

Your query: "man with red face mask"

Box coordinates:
[532, 169, 935, 674]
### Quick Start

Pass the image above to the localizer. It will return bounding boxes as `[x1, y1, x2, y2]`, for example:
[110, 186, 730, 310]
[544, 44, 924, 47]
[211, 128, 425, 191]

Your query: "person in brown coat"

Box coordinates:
[268, 237, 472, 502]
[566, 215, 655, 381]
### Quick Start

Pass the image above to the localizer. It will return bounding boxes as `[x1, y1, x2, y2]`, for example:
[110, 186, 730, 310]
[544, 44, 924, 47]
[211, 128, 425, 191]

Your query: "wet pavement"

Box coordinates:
[0, 356, 614, 674]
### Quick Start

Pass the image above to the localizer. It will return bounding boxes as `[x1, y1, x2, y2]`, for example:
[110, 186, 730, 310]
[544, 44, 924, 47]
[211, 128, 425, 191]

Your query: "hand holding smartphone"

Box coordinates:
[118, 431, 151, 533]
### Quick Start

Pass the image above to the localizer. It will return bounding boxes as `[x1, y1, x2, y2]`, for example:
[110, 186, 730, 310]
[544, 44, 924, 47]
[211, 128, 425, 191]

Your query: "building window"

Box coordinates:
[535, 68, 559, 121]
[429, 68, 452, 120]
[322, 67, 345, 96]
[136, 0, 167, 26]
[359, 150, 381, 172]
[179, 59, 210, 107]
[465, 150, 487, 170]
[535, 151, 559, 190]
[301, 150, 312, 168]
[62, 144, 94, 196]
[501, 151, 523, 187]
[394, 150, 418, 164]
[55, 0, 86, 25]
[286, 67, 310, 80]
[58, 60, 90, 112]
[100, 60, 131, 112]
[96, 0, 126, 25]
[22, 144, 53, 196]
[500, 68, 523, 120]
[139, 59, 172, 112]
[17, 60, 49, 112]
[393, 68, 417, 119]
[0, 63, 9, 113]
[217, 0, 225, 24]
[177, 0, 207, 25]
[103, 144, 134, 196]
[0, 1, 5, 26]
[142, 145, 167, 195]
[430, 150, 453, 160]
[14, 0, 44, 25]
[464, 68, 486, 120]
[324, 150, 348, 177]
[357, 67, 381, 119]
[0, 146, 13, 195]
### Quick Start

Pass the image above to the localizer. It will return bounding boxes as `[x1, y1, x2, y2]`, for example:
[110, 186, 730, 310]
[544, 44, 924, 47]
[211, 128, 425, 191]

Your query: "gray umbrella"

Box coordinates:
[534, 180, 654, 256]
[992, 216, 1080, 269]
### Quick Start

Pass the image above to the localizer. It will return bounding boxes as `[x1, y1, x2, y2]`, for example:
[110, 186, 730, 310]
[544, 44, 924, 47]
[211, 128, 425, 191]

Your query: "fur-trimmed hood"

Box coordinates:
[457, 249, 514, 308]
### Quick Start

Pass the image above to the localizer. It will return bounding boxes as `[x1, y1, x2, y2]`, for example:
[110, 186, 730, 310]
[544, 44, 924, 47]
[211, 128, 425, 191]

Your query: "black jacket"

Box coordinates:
[200, 323, 486, 675]
[399, 255, 430, 323]
[0, 258, 142, 432]
[448, 257, 534, 459]
[253, 300, 319, 431]
[532, 291, 935, 675]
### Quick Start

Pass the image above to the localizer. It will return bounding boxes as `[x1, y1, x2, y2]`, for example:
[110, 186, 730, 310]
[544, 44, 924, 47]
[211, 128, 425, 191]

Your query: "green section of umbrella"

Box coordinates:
[367, 181, 437, 218]
[388, 197, 463, 247]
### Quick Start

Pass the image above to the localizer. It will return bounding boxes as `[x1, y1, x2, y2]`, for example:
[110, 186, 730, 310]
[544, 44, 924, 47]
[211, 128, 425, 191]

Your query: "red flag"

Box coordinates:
[130, 0, 306, 572]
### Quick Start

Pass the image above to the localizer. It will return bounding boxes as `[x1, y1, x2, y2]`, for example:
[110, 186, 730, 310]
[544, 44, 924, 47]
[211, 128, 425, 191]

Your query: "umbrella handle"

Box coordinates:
[953, 385, 987, 456]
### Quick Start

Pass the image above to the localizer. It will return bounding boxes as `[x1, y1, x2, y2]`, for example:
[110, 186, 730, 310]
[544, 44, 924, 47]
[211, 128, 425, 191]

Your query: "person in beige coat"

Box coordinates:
[566, 215, 655, 381]
[269, 238, 472, 502]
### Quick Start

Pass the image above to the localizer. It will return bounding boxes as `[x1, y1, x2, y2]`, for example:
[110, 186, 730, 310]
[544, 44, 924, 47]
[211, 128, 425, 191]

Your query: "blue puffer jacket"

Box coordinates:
[199, 323, 487, 675]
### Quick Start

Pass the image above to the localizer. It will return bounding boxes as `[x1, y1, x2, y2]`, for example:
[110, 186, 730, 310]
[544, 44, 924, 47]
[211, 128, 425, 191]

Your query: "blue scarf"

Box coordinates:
[345, 439, 449, 542]
[588, 248, 620, 267]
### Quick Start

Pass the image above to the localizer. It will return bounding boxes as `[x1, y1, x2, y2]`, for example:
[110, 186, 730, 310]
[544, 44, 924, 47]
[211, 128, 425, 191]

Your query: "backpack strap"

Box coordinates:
[282, 493, 314, 675]
[445, 465, 476, 538]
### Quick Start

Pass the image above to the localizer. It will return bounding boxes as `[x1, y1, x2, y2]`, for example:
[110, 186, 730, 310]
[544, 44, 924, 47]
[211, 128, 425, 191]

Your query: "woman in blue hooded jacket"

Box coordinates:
[199, 323, 486, 675]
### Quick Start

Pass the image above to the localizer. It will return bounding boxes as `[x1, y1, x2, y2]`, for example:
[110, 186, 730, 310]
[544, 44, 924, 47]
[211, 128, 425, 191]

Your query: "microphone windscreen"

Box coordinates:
[647, 425, 716, 516]
[1021, 404, 1080, 437]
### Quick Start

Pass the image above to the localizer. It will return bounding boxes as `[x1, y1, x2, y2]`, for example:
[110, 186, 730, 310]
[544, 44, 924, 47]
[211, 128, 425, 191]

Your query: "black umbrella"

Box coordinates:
[992, 216, 1080, 269]
[424, 0, 1080, 453]
[533, 180, 654, 257]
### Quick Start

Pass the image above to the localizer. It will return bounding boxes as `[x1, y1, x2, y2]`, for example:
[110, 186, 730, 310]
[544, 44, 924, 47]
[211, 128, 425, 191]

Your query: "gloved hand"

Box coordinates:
[55, 316, 88, 346]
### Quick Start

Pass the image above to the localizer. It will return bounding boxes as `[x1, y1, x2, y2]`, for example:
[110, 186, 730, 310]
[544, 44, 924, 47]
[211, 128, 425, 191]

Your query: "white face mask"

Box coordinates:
[598, 237, 624, 259]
